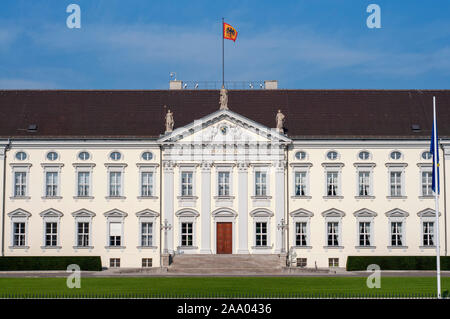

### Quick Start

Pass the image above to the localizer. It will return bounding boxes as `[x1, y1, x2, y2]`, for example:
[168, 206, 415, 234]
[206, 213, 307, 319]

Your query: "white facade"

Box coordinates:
[0, 109, 448, 268]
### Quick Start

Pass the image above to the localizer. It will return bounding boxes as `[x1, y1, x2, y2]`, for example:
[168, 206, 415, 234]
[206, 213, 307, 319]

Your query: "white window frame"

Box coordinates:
[39, 208, 63, 249]
[10, 164, 31, 198]
[217, 170, 231, 197]
[386, 208, 408, 248]
[42, 164, 63, 198]
[386, 164, 407, 198]
[72, 209, 95, 249]
[418, 164, 433, 197]
[353, 208, 377, 248]
[180, 170, 194, 197]
[418, 208, 438, 248]
[73, 164, 95, 198]
[175, 209, 199, 251]
[104, 209, 127, 248]
[290, 209, 313, 248]
[136, 209, 159, 248]
[253, 167, 270, 197]
[322, 209, 345, 248]
[250, 209, 273, 250]
[8, 209, 31, 249]
[105, 164, 127, 198]
[354, 163, 375, 198]
[323, 164, 343, 197]
[137, 164, 158, 198]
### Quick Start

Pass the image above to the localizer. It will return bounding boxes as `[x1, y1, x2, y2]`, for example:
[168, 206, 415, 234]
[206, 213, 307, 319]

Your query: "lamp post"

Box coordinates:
[161, 219, 172, 255]
[277, 218, 288, 254]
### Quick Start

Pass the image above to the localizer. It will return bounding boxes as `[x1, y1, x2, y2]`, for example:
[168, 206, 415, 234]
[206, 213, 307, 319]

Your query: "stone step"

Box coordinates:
[170, 254, 283, 270]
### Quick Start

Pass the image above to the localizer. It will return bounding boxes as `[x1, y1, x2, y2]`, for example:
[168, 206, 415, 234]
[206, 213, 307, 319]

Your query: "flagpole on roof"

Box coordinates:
[222, 17, 225, 88]
[433, 96, 442, 299]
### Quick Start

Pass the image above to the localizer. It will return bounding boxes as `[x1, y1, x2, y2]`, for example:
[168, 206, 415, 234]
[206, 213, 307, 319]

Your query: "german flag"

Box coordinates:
[223, 22, 237, 42]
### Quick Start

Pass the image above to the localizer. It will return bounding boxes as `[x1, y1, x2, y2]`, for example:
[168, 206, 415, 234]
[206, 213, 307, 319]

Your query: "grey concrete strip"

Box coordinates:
[0, 270, 450, 278]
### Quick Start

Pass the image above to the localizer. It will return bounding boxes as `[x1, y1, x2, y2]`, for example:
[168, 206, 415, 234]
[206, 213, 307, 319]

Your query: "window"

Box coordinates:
[390, 171, 402, 196]
[181, 172, 193, 196]
[390, 151, 402, 160]
[295, 222, 307, 246]
[77, 171, 90, 197]
[110, 258, 120, 268]
[327, 222, 339, 246]
[13, 222, 26, 246]
[78, 151, 90, 161]
[110, 151, 122, 161]
[422, 151, 432, 160]
[141, 172, 154, 197]
[296, 258, 307, 268]
[15, 152, 27, 161]
[390, 221, 403, 246]
[326, 151, 338, 160]
[358, 171, 371, 196]
[141, 222, 153, 246]
[77, 222, 90, 247]
[422, 171, 432, 196]
[218, 171, 230, 196]
[109, 172, 122, 197]
[423, 221, 434, 246]
[181, 222, 193, 246]
[142, 258, 152, 268]
[45, 222, 58, 247]
[328, 258, 339, 267]
[326, 172, 339, 196]
[255, 171, 267, 196]
[295, 151, 306, 160]
[14, 172, 27, 197]
[45, 172, 59, 197]
[142, 152, 153, 161]
[109, 222, 122, 246]
[359, 222, 371, 246]
[255, 222, 268, 246]
[46, 152, 58, 161]
[294, 172, 307, 196]
[358, 151, 370, 160]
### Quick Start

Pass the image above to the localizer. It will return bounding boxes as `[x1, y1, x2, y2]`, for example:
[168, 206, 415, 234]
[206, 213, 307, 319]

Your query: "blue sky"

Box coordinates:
[0, 0, 449, 89]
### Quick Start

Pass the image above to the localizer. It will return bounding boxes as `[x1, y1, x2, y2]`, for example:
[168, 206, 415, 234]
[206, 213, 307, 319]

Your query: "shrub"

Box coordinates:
[0, 256, 102, 271]
[346, 256, 450, 271]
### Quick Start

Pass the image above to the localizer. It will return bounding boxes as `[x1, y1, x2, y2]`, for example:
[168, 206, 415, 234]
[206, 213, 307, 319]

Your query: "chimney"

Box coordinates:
[264, 80, 278, 90]
[169, 80, 183, 90]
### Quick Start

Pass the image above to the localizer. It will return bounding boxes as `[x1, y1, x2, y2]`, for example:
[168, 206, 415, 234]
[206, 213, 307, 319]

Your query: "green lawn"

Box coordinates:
[0, 277, 448, 298]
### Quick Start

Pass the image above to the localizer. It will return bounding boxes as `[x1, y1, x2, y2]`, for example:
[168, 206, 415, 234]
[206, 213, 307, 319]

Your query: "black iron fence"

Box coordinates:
[0, 292, 446, 299]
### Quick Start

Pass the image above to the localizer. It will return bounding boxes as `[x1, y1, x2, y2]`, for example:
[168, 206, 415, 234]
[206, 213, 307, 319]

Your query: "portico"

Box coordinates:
[158, 108, 291, 255]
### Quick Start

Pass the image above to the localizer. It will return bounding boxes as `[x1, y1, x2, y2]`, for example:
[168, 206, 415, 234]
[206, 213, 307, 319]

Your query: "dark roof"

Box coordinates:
[0, 89, 449, 139]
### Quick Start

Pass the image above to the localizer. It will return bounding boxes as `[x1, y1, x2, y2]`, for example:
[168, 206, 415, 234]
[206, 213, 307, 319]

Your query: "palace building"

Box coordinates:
[0, 81, 450, 269]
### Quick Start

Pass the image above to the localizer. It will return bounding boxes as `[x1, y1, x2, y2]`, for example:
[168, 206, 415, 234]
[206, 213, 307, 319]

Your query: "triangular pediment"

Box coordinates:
[158, 109, 291, 145]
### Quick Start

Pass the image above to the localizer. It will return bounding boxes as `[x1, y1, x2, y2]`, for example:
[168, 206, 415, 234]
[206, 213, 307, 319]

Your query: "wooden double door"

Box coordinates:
[216, 222, 232, 254]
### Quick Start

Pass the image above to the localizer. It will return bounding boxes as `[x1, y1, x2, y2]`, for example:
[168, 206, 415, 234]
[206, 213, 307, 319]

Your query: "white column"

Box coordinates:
[237, 161, 249, 254]
[274, 160, 286, 253]
[200, 161, 212, 254]
[163, 161, 175, 253]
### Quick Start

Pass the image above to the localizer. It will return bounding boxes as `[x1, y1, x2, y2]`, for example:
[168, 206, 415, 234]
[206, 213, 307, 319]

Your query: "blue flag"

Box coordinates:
[430, 109, 440, 194]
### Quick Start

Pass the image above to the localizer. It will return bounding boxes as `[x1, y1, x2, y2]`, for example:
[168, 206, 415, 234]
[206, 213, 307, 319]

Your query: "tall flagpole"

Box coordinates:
[222, 17, 224, 88]
[433, 96, 442, 299]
